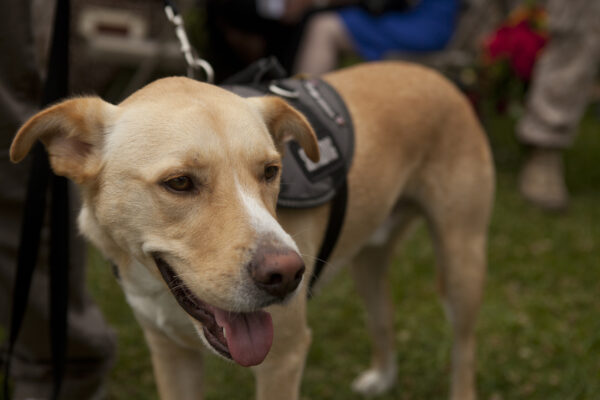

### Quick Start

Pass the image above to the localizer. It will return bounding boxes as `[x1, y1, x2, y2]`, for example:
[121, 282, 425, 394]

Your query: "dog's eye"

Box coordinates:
[164, 176, 194, 192]
[264, 165, 280, 182]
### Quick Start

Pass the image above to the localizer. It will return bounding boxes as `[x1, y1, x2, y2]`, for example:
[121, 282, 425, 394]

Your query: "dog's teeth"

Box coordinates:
[223, 327, 227, 339]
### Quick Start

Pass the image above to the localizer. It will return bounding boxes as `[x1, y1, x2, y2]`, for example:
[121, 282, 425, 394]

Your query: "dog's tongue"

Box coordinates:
[213, 308, 273, 367]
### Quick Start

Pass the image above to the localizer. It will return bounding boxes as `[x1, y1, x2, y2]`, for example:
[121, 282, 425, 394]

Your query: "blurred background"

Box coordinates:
[1, 0, 598, 399]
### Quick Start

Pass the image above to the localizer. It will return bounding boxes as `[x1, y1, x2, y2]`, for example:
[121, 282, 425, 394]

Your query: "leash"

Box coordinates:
[3, 0, 71, 398]
[163, 0, 214, 83]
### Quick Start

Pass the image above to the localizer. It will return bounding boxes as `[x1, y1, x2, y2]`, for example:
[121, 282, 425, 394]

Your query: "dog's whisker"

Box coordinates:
[169, 282, 190, 293]
[298, 254, 322, 267]
[173, 271, 199, 279]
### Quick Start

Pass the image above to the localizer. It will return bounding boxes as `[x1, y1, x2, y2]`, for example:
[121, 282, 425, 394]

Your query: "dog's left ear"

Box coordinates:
[248, 96, 320, 162]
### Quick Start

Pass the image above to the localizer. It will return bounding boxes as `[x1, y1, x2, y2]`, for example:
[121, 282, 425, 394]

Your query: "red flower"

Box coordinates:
[484, 20, 548, 80]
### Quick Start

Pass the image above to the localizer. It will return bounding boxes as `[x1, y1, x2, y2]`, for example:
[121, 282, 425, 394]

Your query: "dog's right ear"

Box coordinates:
[10, 97, 116, 184]
[247, 96, 320, 162]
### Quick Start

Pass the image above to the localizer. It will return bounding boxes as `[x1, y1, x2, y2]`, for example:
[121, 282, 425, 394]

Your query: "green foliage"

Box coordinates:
[87, 107, 600, 399]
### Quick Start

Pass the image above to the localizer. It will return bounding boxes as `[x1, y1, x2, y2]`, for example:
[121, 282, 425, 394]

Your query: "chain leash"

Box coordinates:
[163, 0, 214, 83]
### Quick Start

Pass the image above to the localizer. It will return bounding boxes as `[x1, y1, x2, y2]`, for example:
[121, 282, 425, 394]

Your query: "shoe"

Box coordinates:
[518, 148, 569, 212]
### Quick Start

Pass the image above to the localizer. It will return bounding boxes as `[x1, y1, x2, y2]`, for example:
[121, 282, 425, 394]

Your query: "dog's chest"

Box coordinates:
[120, 260, 201, 347]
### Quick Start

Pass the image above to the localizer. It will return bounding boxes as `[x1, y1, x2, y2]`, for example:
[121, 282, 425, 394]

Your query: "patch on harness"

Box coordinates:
[291, 136, 341, 181]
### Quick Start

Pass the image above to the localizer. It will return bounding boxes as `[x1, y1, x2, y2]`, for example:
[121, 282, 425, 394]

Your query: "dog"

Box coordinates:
[10, 62, 494, 400]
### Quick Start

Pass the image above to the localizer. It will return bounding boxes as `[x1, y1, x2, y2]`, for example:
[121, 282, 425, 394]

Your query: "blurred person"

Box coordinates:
[203, 0, 316, 82]
[294, 0, 459, 74]
[0, 0, 116, 399]
[516, 0, 600, 211]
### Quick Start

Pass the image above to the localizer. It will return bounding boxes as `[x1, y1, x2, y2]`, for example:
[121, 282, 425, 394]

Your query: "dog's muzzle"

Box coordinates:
[152, 255, 274, 367]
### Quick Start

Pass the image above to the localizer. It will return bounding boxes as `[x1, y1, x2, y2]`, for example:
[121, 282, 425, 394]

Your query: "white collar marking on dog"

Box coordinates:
[120, 259, 199, 347]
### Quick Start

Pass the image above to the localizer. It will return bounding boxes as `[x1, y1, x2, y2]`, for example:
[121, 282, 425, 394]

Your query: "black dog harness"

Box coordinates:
[223, 75, 354, 293]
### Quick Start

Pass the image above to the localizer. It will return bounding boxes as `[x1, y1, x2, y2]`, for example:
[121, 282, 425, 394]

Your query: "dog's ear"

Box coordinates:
[248, 96, 320, 162]
[10, 97, 116, 184]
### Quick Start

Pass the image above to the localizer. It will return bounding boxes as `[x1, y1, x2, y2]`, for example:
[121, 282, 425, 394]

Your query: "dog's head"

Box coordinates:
[10, 77, 319, 366]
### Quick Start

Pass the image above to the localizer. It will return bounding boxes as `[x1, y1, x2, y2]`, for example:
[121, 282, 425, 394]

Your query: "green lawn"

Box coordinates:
[86, 106, 600, 400]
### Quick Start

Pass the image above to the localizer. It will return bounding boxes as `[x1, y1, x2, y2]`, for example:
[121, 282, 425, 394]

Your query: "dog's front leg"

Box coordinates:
[252, 295, 312, 400]
[143, 327, 204, 400]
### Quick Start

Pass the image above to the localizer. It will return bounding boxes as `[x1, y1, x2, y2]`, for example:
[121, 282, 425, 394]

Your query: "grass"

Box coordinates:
[81, 104, 599, 399]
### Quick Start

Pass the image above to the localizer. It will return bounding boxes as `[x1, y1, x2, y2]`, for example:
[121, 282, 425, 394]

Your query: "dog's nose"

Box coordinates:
[249, 246, 305, 299]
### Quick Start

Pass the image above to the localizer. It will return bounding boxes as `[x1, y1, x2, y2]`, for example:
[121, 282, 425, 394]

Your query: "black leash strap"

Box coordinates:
[3, 0, 71, 398]
[2, 145, 50, 399]
[48, 174, 70, 400]
[308, 180, 348, 296]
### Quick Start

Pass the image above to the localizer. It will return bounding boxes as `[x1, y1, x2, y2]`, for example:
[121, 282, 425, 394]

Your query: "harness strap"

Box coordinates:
[215, 58, 353, 295]
[308, 180, 348, 296]
[3, 0, 71, 398]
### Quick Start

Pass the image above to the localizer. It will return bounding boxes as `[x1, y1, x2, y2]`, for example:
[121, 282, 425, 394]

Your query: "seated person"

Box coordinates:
[203, 0, 312, 82]
[294, 0, 459, 74]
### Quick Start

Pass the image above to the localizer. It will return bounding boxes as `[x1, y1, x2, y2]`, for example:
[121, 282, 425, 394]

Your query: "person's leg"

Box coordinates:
[0, 0, 117, 398]
[293, 11, 354, 75]
[516, 0, 600, 210]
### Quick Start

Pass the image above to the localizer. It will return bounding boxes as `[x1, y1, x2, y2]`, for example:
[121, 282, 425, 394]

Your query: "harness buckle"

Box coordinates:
[268, 82, 300, 99]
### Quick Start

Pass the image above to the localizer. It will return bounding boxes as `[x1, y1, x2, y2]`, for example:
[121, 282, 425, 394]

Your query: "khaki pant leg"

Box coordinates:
[516, 0, 600, 149]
